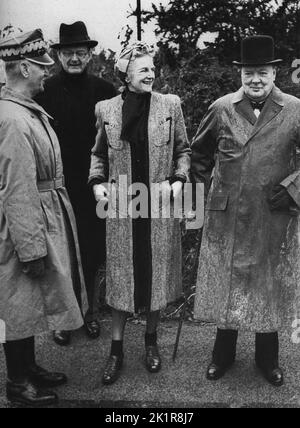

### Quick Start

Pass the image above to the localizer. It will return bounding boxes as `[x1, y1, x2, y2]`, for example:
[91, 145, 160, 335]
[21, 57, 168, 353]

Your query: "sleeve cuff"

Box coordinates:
[168, 174, 187, 185]
[280, 176, 300, 208]
[88, 177, 107, 188]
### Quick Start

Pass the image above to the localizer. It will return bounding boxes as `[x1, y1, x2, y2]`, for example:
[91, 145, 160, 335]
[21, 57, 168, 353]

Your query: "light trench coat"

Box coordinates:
[192, 86, 300, 333]
[0, 88, 87, 341]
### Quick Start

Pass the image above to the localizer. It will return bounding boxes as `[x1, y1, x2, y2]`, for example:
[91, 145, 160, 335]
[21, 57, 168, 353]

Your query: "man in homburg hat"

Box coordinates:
[37, 21, 117, 346]
[192, 35, 300, 386]
[0, 29, 86, 406]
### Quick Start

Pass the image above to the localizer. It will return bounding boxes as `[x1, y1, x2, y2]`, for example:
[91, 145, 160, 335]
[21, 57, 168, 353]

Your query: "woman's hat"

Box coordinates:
[51, 21, 98, 50]
[115, 41, 155, 75]
[233, 35, 282, 66]
[0, 29, 54, 65]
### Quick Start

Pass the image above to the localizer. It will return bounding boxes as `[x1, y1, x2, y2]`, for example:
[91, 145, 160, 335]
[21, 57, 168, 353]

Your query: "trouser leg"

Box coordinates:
[255, 332, 279, 370]
[212, 328, 239, 367]
[3, 337, 34, 382]
[77, 217, 105, 323]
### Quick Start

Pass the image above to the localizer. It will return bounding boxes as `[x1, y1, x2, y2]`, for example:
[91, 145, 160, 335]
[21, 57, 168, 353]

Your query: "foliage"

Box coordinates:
[144, 0, 300, 63]
[0, 24, 23, 39]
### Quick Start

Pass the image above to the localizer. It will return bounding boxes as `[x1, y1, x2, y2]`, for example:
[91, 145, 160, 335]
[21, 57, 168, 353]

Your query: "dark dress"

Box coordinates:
[36, 69, 117, 319]
[121, 91, 153, 312]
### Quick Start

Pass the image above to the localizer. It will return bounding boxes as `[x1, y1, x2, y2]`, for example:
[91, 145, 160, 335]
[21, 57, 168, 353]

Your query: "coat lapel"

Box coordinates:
[249, 87, 284, 141]
[233, 89, 257, 126]
[233, 86, 284, 144]
[1, 87, 53, 119]
[148, 92, 163, 145]
[104, 95, 123, 145]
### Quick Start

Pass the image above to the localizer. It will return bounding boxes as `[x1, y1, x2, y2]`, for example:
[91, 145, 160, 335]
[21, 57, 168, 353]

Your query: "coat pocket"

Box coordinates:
[154, 117, 173, 147]
[207, 194, 229, 211]
[105, 122, 124, 150]
[40, 198, 56, 233]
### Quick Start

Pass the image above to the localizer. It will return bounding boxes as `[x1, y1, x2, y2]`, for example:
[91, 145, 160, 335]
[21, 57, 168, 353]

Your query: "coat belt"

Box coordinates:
[37, 176, 65, 192]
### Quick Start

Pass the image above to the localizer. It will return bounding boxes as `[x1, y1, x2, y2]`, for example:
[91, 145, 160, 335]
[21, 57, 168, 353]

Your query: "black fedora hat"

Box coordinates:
[51, 21, 98, 49]
[233, 35, 282, 66]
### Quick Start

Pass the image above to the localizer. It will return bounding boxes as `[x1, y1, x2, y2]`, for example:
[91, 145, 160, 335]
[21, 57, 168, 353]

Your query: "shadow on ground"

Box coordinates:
[0, 320, 299, 408]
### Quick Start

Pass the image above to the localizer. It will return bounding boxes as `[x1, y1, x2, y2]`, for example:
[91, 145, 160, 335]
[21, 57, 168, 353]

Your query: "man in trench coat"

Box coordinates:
[192, 35, 300, 387]
[0, 29, 86, 406]
[36, 22, 117, 346]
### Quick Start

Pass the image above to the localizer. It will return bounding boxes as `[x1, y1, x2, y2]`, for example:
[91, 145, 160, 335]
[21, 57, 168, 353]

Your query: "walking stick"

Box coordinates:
[172, 292, 195, 362]
[172, 210, 201, 361]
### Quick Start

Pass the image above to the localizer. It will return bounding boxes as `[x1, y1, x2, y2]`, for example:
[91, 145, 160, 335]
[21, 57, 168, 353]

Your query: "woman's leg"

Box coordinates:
[110, 309, 128, 356]
[102, 309, 127, 386]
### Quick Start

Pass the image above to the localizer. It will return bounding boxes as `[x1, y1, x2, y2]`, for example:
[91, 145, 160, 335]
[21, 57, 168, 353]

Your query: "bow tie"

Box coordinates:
[250, 101, 265, 112]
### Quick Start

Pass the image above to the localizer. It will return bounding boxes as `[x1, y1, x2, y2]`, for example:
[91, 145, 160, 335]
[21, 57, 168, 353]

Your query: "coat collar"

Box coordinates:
[232, 86, 284, 140]
[0, 87, 53, 119]
[232, 85, 284, 106]
[232, 88, 257, 125]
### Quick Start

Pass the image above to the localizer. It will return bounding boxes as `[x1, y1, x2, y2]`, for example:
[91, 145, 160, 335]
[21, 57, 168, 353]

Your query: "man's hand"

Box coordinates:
[269, 185, 294, 211]
[93, 184, 109, 203]
[22, 258, 46, 279]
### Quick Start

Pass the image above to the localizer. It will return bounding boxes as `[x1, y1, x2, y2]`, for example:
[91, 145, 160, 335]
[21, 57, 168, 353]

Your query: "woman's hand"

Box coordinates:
[93, 184, 109, 202]
[171, 181, 183, 200]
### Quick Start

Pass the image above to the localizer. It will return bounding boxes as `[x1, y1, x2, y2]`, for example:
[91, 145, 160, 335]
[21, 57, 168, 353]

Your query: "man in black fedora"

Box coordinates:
[37, 21, 117, 346]
[192, 35, 300, 386]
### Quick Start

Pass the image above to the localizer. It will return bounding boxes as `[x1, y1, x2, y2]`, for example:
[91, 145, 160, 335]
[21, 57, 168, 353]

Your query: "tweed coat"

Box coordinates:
[0, 88, 87, 341]
[192, 86, 300, 333]
[89, 92, 191, 313]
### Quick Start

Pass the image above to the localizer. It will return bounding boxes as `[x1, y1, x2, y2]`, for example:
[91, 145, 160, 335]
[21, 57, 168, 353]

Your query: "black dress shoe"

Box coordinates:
[53, 330, 71, 347]
[102, 355, 123, 386]
[257, 365, 284, 387]
[6, 379, 58, 407]
[28, 364, 68, 388]
[85, 320, 100, 339]
[206, 362, 233, 381]
[145, 345, 162, 373]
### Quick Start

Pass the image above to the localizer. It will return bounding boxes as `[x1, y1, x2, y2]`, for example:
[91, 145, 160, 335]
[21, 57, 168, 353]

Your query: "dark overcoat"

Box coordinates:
[192, 87, 300, 333]
[36, 71, 117, 270]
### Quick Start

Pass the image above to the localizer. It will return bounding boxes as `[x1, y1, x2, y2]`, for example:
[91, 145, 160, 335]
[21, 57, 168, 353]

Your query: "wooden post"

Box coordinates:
[137, 0, 142, 41]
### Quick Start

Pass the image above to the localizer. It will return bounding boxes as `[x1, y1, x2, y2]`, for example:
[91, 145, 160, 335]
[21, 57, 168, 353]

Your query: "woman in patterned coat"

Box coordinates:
[89, 42, 191, 385]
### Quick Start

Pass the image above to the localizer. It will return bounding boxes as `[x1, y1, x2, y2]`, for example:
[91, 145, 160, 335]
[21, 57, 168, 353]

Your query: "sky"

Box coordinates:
[0, 0, 170, 53]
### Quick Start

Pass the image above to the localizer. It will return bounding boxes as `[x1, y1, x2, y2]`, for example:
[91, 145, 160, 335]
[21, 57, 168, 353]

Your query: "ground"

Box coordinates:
[0, 319, 299, 408]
